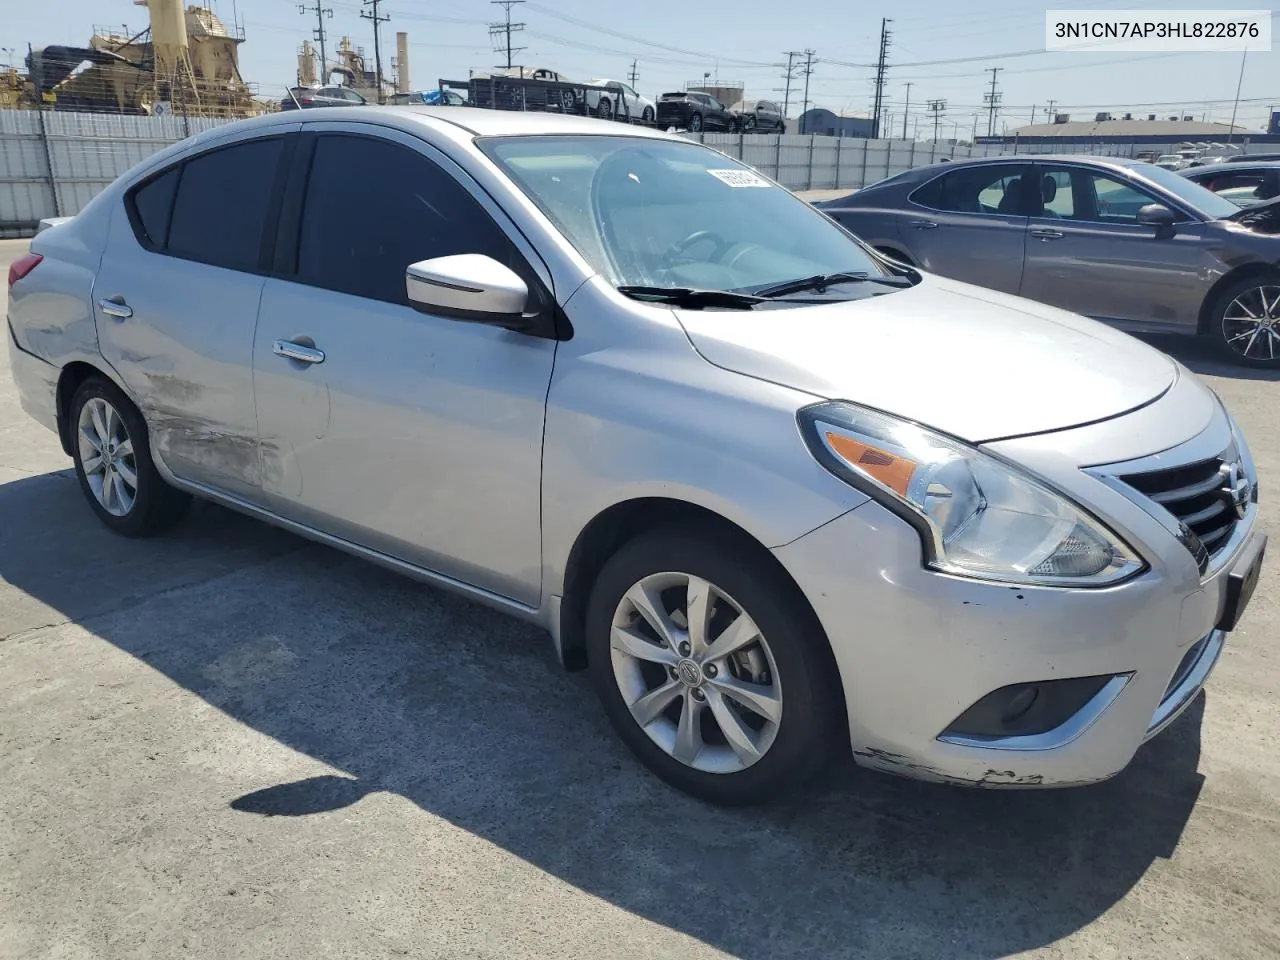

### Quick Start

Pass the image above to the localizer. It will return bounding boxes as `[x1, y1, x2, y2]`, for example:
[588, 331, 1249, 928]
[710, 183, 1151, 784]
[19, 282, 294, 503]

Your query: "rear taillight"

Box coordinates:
[7, 252, 42, 289]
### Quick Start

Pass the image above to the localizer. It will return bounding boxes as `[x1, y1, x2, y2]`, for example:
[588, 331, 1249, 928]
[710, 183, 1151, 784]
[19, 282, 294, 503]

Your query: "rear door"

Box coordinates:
[899, 162, 1033, 294]
[252, 126, 557, 604]
[1019, 163, 1210, 328]
[93, 131, 293, 497]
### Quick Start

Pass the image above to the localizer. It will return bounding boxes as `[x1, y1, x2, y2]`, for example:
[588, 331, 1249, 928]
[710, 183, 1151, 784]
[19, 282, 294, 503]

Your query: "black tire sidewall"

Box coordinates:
[585, 529, 842, 805]
[1211, 274, 1280, 368]
[70, 377, 184, 536]
[642, 107, 653, 123]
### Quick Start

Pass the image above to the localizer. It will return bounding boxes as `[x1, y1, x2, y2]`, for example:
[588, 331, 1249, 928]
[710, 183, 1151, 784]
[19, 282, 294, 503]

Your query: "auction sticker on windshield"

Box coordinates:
[707, 169, 772, 188]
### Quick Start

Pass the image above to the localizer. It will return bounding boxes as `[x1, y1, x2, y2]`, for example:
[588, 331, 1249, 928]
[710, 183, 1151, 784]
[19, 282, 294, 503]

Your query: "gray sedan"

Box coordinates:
[818, 155, 1280, 366]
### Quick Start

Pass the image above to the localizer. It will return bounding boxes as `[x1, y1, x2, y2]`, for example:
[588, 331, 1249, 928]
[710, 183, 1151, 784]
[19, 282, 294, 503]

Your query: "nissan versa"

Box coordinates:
[7, 108, 1266, 805]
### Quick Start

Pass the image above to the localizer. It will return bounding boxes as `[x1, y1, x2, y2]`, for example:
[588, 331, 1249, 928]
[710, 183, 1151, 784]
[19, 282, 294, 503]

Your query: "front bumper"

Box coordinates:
[772, 390, 1261, 788]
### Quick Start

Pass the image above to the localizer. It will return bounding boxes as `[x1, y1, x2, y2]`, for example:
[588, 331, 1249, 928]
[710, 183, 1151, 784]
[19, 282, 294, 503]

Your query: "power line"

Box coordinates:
[488, 0, 526, 71]
[298, 1, 334, 81]
[871, 18, 891, 138]
[360, 0, 390, 103]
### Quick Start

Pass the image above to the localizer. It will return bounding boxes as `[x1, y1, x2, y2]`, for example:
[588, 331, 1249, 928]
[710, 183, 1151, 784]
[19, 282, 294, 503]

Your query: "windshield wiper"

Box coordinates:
[753, 272, 914, 299]
[617, 285, 763, 309]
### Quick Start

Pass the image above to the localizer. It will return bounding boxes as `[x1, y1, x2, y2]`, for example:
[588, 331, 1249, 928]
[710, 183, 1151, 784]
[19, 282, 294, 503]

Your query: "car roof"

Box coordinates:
[1185, 161, 1280, 175]
[216, 105, 686, 142]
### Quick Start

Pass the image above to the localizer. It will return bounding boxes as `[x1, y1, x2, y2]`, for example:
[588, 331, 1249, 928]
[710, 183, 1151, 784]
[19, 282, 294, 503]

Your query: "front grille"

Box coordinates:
[1119, 454, 1238, 563]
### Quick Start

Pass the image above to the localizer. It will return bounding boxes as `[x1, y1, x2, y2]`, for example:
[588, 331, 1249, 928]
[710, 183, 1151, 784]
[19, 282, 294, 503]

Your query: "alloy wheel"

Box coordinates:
[690, 114, 703, 132]
[77, 396, 137, 517]
[609, 571, 782, 774]
[1222, 284, 1280, 361]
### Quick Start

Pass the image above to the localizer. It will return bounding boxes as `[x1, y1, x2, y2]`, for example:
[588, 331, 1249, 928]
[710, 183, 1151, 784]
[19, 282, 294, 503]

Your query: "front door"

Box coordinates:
[93, 133, 291, 496]
[251, 127, 556, 605]
[1019, 164, 1211, 329]
[899, 162, 1032, 295]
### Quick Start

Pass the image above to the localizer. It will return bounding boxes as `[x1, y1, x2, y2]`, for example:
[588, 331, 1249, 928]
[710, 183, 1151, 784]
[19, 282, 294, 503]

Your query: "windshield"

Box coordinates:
[479, 135, 886, 293]
[1134, 162, 1241, 219]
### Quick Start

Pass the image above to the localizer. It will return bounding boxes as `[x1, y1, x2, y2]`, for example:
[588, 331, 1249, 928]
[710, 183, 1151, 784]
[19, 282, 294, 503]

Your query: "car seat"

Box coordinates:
[1039, 175, 1063, 217]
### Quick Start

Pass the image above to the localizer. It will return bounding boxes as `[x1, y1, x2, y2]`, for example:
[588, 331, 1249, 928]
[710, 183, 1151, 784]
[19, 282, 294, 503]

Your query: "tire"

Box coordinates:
[596, 97, 613, 120]
[70, 376, 190, 536]
[689, 112, 703, 132]
[1207, 273, 1280, 367]
[585, 528, 843, 805]
[642, 106, 654, 124]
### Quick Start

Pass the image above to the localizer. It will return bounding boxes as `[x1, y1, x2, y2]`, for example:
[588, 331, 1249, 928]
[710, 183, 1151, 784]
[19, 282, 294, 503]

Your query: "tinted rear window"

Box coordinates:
[166, 138, 283, 271]
[129, 167, 179, 248]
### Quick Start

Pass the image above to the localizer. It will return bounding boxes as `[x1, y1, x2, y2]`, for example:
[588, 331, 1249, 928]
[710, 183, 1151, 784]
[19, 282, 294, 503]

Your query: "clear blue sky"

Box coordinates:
[5, 0, 1278, 133]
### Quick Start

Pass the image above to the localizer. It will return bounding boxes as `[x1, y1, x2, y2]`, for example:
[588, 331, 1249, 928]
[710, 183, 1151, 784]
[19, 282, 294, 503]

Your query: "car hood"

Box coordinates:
[675, 277, 1178, 443]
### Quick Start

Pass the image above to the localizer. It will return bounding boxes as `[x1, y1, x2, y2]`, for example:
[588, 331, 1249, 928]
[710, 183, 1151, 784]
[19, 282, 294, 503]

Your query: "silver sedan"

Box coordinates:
[6, 108, 1266, 804]
[817, 155, 1280, 366]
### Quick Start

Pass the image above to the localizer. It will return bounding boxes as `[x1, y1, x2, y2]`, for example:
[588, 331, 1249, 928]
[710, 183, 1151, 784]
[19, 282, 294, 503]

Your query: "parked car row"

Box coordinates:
[819, 155, 1280, 366]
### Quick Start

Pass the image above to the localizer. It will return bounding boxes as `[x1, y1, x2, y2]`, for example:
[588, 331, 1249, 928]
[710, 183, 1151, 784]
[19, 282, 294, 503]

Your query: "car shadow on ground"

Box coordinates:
[1139, 333, 1280, 382]
[0, 469, 1207, 959]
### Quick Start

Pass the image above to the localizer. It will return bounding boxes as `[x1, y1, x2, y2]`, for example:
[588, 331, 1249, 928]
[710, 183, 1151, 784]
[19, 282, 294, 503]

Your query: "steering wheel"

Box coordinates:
[663, 229, 734, 266]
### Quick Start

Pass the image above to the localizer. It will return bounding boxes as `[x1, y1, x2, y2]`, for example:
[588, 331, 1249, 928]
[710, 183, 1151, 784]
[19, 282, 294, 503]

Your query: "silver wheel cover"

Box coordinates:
[77, 397, 138, 517]
[609, 571, 782, 774]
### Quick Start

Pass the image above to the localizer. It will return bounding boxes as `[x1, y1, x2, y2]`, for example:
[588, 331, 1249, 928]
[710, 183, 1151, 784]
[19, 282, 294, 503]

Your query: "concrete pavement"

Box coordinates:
[2, 237, 1279, 959]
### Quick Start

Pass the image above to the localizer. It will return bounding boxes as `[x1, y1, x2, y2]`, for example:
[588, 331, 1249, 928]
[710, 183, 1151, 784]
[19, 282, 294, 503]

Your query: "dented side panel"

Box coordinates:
[92, 203, 265, 497]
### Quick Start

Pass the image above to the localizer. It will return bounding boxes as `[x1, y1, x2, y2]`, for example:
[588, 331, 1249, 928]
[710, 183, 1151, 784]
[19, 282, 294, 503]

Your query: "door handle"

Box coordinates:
[272, 339, 325, 364]
[1030, 228, 1065, 241]
[98, 296, 133, 319]
[909, 219, 940, 230]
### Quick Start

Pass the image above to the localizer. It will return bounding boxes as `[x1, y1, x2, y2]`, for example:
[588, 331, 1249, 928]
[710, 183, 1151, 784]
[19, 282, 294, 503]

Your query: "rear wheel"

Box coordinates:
[689, 112, 703, 132]
[70, 377, 190, 536]
[586, 529, 842, 805]
[596, 96, 613, 120]
[1208, 274, 1280, 367]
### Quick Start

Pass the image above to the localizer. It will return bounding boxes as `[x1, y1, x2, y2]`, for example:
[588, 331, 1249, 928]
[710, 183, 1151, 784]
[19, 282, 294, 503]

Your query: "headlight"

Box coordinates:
[799, 401, 1145, 587]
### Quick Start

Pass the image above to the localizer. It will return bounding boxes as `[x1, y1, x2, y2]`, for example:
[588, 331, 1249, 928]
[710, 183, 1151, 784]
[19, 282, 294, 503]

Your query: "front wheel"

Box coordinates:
[70, 376, 190, 536]
[596, 96, 613, 120]
[641, 106, 654, 124]
[1209, 275, 1280, 367]
[586, 529, 843, 805]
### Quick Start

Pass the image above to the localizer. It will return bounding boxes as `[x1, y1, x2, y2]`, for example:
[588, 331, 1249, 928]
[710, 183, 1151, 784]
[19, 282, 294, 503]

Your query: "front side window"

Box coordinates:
[480, 135, 886, 294]
[166, 137, 284, 270]
[295, 134, 524, 305]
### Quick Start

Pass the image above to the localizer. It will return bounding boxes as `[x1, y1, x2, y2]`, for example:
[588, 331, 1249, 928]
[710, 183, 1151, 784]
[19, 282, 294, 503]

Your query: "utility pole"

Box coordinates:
[1029, 105, 1036, 126]
[1227, 48, 1248, 145]
[871, 18, 892, 139]
[971, 112, 979, 142]
[902, 81, 912, 140]
[360, 0, 389, 104]
[488, 0, 526, 71]
[780, 51, 800, 126]
[1045, 98, 1056, 123]
[799, 49, 815, 134]
[627, 59, 639, 87]
[299, 0, 333, 83]
[927, 99, 946, 142]
[984, 66, 1003, 138]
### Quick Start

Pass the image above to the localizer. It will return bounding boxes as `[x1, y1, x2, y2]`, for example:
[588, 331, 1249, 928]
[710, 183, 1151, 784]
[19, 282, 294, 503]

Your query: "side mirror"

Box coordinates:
[406, 254, 530, 327]
[1137, 203, 1177, 238]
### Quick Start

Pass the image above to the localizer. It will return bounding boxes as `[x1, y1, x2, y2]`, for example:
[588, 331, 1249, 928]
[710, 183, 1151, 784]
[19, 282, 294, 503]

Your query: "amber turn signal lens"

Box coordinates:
[825, 432, 917, 496]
